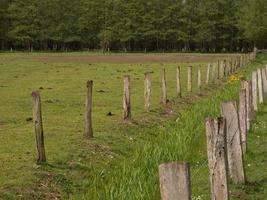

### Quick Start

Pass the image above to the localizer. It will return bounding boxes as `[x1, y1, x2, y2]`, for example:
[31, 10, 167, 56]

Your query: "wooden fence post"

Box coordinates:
[241, 80, 252, 130]
[197, 65, 202, 90]
[187, 66, 192, 92]
[239, 89, 247, 155]
[257, 69, 264, 104]
[261, 68, 267, 96]
[206, 118, 229, 200]
[31, 91, 46, 163]
[213, 63, 218, 82]
[221, 101, 245, 184]
[123, 75, 131, 120]
[85, 80, 93, 138]
[144, 72, 152, 112]
[220, 60, 224, 79]
[206, 63, 211, 84]
[176, 66, 182, 97]
[159, 162, 191, 200]
[252, 71, 258, 111]
[162, 68, 167, 104]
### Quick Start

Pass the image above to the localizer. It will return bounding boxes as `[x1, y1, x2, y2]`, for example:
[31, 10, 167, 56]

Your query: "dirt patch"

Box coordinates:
[38, 54, 234, 64]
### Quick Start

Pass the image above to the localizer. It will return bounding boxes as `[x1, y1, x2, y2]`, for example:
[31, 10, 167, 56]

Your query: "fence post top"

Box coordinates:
[86, 80, 93, 86]
[159, 161, 190, 169]
[31, 91, 40, 98]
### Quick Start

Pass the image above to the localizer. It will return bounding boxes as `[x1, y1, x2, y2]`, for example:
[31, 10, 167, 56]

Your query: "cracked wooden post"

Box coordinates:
[187, 66, 192, 92]
[221, 101, 245, 184]
[123, 75, 131, 120]
[252, 71, 258, 111]
[159, 162, 191, 200]
[206, 118, 229, 200]
[144, 72, 151, 112]
[239, 89, 247, 155]
[31, 91, 46, 163]
[197, 65, 202, 90]
[261, 68, 267, 96]
[176, 66, 181, 97]
[257, 69, 264, 104]
[162, 68, 167, 104]
[241, 80, 252, 130]
[85, 80, 93, 138]
[206, 63, 211, 84]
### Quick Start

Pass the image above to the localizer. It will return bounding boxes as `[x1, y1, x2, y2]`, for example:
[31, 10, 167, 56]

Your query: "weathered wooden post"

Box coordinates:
[206, 118, 229, 200]
[31, 91, 46, 163]
[187, 66, 192, 92]
[162, 68, 167, 104]
[221, 101, 245, 184]
[212, 63, 218, 82]
[85, 80, 93, 138]
[261, 68, 267, 96]
[230, 59, 233, 74]
[239, 89, 247, 154]
[206, 63, 211, 84]
[197, 65, 202, 90]
[241, 80, 252, 130]
[159, 162, 191, 200]
[252, 71, 258, 111]
[220, 60, 224, 79]
[123, 75, 131, 120]
[176, 66, 182, 97]
[144, 72, 152, 112]
[257, 69, 264, 104]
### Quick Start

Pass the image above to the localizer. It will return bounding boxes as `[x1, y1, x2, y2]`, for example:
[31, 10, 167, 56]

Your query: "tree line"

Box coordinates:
[0, 0, 266, 52]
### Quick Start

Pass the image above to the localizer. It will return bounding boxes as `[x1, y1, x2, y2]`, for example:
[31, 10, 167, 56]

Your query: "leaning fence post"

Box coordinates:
[123, 75, 131, 120]
[221, 101, 245, 184]
[31, 91, 46, 163]
[162, 68, 167, 104]
[144, 72, 152, 112]
[252, 71, 258, 111]
[257, 69, 264, 104]
[206, 118, 229, 200]
[159, 162, 191, 200]
[239, 89, 247, 155]
[176, 66, 182, 97]
[187, 66, 192, 92]
[197, 65, 202, 90]
[206, 63, 211, 84]
[85, 80, 93, 138]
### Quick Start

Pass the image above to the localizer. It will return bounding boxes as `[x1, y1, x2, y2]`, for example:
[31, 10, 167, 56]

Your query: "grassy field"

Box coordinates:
[0, 52, 266, 199]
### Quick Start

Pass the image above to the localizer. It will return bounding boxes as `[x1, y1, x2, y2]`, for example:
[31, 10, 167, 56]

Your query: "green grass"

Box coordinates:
[0, 52, 266, 199]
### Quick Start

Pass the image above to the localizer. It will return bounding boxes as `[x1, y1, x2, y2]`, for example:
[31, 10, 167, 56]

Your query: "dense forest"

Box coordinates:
[0, 0, 266, 52]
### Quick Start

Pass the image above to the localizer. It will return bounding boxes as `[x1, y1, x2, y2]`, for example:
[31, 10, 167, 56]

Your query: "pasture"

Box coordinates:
[0, 52, 266, 199]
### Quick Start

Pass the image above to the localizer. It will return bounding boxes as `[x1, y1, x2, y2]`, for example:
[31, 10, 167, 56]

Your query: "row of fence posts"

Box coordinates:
[158, 66, 267, 200]
[31, 52, 256, 164]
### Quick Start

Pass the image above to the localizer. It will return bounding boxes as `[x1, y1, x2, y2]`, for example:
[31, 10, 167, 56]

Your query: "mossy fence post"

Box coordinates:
[31, 91, 46, 163]
[85, 80, 93, 138]
[123, 75, 131, 120]
[176, 66, 181, 97]
[221, 101, 245, 184]
[144, 72, 151, 112]
[159, 162, 191, 200]
[162, 68, 167, 104]
[206, 117, 229, 200]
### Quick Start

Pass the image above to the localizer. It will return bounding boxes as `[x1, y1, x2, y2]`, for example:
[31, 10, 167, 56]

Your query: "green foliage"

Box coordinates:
[0, 0, 267, 51]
